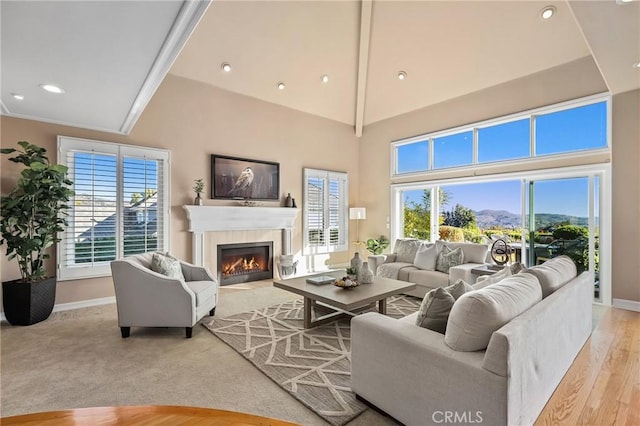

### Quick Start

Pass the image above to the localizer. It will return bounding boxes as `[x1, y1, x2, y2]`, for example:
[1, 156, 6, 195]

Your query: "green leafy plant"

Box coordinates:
[345, 266, 358, 276]
[365, 235, 390, 255]
[193, 178, 204, 194]
[0, 142, 74, 283]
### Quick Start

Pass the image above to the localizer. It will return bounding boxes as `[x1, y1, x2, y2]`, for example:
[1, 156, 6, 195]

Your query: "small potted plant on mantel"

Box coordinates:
[193, 178, 204, 205]
[0, 141, 74, 325]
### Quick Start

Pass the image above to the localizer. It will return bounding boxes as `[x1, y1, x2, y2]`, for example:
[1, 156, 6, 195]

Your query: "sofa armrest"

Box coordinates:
[368, 254, 396, 275]
[180, 260, 217, 283]
[449, 262, 483, 284]
[351, 313, 507, 426]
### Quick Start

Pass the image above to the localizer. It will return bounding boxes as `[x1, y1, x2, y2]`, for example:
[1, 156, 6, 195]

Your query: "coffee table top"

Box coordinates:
[274, 271, 416, 311]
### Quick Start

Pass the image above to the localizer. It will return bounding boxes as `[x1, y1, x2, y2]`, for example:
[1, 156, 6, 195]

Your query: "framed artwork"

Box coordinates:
[211, 154, 280, 200]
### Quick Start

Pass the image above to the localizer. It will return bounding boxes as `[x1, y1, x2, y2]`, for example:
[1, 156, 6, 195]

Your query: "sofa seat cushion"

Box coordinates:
[445, 272, 542, 351]
[407, 269, 449, 288]
[377, 262, 414, 280]
[526, 255, 577, 298]
[185, 280, 216, 307]
[415, 280, 475, 333]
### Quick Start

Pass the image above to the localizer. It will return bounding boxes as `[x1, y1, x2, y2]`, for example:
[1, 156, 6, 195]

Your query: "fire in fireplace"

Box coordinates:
[217, 241, 273, 286]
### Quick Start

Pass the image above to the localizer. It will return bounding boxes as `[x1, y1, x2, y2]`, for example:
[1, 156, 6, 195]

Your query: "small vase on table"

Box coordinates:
[359, 261, 374, 284]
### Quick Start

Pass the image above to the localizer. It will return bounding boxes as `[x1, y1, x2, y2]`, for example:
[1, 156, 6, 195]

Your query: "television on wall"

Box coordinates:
[211, 154, 280, 200]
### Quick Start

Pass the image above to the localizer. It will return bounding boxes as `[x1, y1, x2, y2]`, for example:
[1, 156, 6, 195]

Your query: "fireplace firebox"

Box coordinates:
[217, 242, 273, 286]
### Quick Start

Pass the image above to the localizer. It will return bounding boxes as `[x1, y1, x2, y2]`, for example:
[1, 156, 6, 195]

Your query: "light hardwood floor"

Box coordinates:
[536, 306, 640, 425]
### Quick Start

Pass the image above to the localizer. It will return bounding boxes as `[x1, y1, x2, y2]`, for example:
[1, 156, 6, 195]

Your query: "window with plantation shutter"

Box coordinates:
[57, 136, 169, 280]
[303, 168, 348, 254]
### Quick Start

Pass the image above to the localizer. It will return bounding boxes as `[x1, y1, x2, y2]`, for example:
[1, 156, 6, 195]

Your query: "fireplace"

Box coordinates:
[217, 241, 273, 286]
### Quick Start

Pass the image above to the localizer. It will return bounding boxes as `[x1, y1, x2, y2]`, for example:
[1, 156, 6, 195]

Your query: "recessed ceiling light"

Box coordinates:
[398, 71, 407, 80]
[221, 63, 231, 72]
[633, 61, 640, 69]
[11, 93, 24, 100]
[321, 75, 329, 84]
[277, 82, 285, 90]
[616, 0, 634, 4]
[540, 5, 556, 20]
[39, 83, 64, 94]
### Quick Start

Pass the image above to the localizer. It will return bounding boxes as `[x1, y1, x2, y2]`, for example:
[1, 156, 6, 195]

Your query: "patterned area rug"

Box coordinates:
[203, 295, 421, 426]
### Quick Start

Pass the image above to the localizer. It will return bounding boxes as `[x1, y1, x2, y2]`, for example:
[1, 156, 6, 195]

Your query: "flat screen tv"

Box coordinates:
[211, 154, 280, 200]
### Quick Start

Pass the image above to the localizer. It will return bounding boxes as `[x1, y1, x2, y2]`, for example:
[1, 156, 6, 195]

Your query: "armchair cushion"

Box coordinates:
[151, 252, 185, 280]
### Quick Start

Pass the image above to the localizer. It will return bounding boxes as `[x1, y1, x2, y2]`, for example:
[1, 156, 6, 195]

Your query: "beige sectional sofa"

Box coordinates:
[368, 239, 491, 298]
[351, 256, 592, 426]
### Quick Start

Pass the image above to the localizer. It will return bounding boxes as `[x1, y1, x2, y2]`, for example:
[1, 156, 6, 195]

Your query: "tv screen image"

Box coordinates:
[211, 154, 280, 200]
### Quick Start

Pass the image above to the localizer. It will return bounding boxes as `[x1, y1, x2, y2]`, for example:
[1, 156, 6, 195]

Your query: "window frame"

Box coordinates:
[302, 168, 349, 255]
[391, 93, 611, 178]
[57, 136, 170, 280]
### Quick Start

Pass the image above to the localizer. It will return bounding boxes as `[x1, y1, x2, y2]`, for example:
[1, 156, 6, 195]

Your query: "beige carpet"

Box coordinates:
[0, 284, 402, 425]
[203, 295, 421, 426]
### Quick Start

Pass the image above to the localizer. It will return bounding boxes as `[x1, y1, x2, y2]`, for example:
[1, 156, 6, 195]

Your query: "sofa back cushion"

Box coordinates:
[445, 272, 542, 351]
[525, 255, 577, 298]
[436, 241, 489, 264]
[394, 238, 422, 263]
[413, 243, 438, 270]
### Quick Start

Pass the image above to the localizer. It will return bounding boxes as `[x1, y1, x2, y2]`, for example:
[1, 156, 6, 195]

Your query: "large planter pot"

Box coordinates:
[2, 276, 56, 326]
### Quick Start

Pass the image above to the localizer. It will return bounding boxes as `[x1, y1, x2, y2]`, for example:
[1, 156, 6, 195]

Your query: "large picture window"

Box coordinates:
[57, 136, 170, 280]
[303, 168, 348, 254]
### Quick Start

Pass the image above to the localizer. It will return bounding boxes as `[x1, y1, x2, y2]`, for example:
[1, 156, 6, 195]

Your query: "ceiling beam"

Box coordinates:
[354, 0, 373, 137]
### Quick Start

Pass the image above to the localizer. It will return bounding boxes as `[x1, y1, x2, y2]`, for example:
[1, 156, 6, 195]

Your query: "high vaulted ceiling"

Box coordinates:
[2, 1, 639, 136]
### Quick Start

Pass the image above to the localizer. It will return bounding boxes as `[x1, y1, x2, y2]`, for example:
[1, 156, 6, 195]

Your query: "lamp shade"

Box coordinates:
[349, 207, 366, 220]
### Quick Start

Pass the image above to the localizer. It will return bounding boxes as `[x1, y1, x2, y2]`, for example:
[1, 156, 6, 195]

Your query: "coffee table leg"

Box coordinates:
[304, 297, 312, 328]
[378, 298, 387, 315]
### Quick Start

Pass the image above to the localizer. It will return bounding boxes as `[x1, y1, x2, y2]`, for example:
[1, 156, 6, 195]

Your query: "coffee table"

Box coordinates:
[273, 272, 416, 328]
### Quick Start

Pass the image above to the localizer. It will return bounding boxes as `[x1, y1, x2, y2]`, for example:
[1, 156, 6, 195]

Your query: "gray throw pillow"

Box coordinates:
[151, 252, 185, 280]
[435, 245, 464, 274]
[415, 280, 474, 333]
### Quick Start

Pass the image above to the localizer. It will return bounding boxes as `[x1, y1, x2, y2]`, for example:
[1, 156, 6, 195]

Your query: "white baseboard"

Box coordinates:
[613, 298, 640, 312]
[1, 296, 116, 322]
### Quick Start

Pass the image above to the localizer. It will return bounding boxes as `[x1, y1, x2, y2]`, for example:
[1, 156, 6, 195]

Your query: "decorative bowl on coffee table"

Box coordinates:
[333, 278, 360, 289]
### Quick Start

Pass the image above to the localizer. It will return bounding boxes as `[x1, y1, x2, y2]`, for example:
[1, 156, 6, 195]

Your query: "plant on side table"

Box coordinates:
[1, 141, 74, 325]
[365, 235, 390, 255]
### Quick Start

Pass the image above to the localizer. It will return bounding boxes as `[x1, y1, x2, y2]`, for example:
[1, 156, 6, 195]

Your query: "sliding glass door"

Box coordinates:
[391, 166, 609, 303]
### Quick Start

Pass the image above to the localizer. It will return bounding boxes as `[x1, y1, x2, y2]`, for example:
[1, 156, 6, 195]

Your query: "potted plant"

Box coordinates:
[1, 141, 73, 325]
[193, 178, 204, 205]
[366, 235, 390, 255]
[345, 266, 358, 280]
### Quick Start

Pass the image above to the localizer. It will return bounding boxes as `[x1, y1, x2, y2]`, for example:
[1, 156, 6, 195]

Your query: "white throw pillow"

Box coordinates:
[472, 266, 512, 290]
[151, 252, 185, 280]
[445, 272, 542, 351]
[413, 243, 438, 270]
[525, 255, 577, 298]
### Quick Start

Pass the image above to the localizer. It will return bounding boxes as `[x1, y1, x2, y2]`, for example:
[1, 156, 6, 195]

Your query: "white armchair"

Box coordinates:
[110, 252, 218, 338]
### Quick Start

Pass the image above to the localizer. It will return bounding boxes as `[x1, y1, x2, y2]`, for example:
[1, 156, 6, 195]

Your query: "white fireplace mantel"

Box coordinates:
[183, 205, 298, 266]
